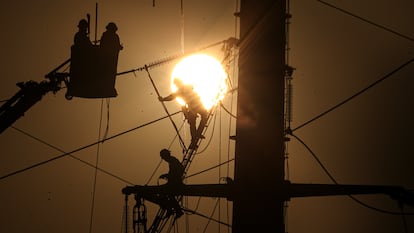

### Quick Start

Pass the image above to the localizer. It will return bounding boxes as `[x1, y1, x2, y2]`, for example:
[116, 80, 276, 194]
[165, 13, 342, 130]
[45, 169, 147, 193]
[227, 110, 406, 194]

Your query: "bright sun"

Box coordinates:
[171, 54, 228, 110]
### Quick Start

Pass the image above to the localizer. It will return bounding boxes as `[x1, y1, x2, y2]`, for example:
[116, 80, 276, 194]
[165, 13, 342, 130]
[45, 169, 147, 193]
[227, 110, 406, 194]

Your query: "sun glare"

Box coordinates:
[171, 54, 228, 110]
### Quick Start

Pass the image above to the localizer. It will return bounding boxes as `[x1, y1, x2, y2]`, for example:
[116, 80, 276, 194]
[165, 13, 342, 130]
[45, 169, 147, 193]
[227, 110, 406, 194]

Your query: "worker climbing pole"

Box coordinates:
[145, 66, 188, 151]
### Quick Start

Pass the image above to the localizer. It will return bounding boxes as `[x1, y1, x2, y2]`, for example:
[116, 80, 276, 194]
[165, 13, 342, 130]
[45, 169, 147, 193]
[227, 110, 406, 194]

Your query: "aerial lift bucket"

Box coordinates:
[67, 45, 118, 99]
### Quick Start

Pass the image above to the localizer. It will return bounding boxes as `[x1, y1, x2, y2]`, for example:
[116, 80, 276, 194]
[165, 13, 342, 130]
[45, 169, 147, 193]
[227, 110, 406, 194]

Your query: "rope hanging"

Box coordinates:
[89, 98, 106, 233]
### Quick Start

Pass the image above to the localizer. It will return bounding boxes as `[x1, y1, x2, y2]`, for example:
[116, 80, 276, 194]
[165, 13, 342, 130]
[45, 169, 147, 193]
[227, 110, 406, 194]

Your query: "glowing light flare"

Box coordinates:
[171, 54, 228, 110]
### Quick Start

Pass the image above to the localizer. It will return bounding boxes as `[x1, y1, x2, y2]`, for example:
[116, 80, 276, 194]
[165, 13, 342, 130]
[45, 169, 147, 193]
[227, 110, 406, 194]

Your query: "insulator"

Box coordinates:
[287, 81, 293, 122]
[133, 205, 139, 233]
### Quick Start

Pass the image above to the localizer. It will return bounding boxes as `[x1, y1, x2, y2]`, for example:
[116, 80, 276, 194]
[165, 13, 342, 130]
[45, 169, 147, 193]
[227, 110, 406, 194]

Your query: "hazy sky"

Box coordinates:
[0, 1, 413, 233]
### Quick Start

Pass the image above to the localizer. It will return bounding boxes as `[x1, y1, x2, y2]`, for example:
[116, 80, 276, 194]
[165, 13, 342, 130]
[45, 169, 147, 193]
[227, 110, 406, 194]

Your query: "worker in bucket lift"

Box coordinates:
[74, 19, 92, 48]
[99, 22, 123, 71]
[100, 22, 123, 52]
[159, 79, 208, 147]
[159, 149, 184, 219]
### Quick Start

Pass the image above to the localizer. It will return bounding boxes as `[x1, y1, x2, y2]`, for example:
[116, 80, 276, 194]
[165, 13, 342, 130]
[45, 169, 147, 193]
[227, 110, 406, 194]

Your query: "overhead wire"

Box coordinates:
[202, 198, 220, 233]
[289, 132, 414, 216]
[220, 102, 237, 119]
[0, 111, 180, 181]
[292, 0, 414, 132]
[317, 0, 414, 43]
[185, 158, 235, 179]
[181, 207, 231, 228]
[291, 57, 414, 132]
[10, 126, 134, 185]
[116, 39, 227, 77]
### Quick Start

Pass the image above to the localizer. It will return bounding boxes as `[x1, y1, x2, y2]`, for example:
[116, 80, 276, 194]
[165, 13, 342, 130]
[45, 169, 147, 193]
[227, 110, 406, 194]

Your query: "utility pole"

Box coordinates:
[232, 0, 286, 232]
[231, 0, 414, 233]
[122, 2, 287, 231]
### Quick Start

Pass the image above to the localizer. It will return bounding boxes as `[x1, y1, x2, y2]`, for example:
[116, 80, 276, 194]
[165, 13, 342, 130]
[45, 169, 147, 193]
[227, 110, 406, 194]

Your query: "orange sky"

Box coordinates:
[0, 1, 413, 233]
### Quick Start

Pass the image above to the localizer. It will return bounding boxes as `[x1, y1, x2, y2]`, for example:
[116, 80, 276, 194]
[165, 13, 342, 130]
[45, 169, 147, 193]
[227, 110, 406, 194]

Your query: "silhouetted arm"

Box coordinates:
[159, 93, 176, 102]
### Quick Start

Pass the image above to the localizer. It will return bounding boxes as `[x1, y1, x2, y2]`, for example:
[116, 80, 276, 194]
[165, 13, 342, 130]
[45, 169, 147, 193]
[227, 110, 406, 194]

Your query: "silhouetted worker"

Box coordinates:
[100, 22, 123, 52]
[159, 148, 184, 186]
[69, 19, 95, 98]
[99, 22, 123, 96]
[73, 19, 92, 48]
[159, 79, 208, 147]
[159, 149, 184, 219]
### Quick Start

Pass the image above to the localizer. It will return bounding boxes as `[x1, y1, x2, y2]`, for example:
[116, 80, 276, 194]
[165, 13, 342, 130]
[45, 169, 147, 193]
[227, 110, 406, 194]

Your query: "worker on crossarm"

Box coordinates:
[159, 148, 184, 186]
[159, 148, 184, 219]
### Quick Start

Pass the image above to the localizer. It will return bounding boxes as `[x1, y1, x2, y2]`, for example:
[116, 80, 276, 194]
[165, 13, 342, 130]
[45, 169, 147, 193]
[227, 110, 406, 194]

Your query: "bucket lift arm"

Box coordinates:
[0, 59, 70, 134]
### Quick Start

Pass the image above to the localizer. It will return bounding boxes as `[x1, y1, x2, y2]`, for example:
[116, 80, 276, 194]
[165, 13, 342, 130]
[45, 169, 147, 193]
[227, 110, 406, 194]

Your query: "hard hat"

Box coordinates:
[106, 22, 118, 31]
[160, 149, 170, 157]
[78, 19, 88, 29]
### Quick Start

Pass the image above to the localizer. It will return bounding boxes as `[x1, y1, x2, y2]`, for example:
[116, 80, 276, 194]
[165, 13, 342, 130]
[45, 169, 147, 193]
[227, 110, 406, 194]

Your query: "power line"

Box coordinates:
[289, 132, 414, 216]
[220, 102, 237, 119]
[10, 126, 134, 185]
[0, 111, 180, 181]
[182, 207, 231, 228]
[185, 158, 235, 179]
[202, 198, 220, 233]
[292, 57, 414, 132]
[317, 0, 414, 42]
[116, 39, 227, 77]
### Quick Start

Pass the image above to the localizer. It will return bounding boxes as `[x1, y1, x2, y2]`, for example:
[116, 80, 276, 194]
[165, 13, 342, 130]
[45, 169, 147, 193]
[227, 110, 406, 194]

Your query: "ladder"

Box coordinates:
[135, 108, 215, 233]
